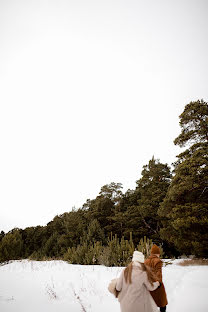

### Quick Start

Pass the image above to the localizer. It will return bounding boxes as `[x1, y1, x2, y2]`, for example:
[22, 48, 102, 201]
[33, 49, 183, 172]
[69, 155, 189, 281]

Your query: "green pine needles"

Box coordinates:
[63, 234, 162, 266]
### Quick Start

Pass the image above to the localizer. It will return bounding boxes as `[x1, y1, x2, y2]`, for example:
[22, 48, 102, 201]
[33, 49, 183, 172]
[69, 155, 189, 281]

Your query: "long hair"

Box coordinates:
[124, 262, 157, 285]
[124, 262, 133, 284]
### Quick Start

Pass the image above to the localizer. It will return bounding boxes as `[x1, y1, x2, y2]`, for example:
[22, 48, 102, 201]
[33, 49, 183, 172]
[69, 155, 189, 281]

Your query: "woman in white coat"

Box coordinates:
[116, 251, 159, 312]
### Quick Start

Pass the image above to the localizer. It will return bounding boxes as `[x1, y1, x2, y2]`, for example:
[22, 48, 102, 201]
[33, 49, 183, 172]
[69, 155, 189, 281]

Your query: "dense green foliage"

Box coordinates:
[63, 235, 157, 266]
[0, 100, 207, 263]
[159, 100, 208, 256]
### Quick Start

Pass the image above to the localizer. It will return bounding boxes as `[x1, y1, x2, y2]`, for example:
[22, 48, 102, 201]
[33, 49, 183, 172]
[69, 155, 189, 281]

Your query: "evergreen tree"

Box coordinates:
[0, 231, 5, 243]
[0, 229, 23, 262]
[135, 157, 172, 241]
[159, 100, 208, 256]
[114, 189, 145, 242]
[85, 219, 105, 243]
[42, 232, 60, 258]
[99, 182, 123, 203]
[84, 184, 121, 237]
[21, 226, 45, 258]
[60, 209, 88, 247]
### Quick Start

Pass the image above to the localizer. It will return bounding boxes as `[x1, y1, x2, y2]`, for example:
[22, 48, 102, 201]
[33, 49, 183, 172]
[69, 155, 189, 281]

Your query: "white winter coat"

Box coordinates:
[116, 262, 159, 312]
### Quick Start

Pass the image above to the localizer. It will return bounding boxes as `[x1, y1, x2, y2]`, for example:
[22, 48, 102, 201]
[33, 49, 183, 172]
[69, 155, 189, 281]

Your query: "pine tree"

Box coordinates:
[85, 194, 115, 236]
[116, 189, 146, 242]
[86, 219, 105, 243]
[159, 100, 208, 256]
[0, 229, 23, 261]
[99, 182, 123, 203]
[135, 157, 172, 241]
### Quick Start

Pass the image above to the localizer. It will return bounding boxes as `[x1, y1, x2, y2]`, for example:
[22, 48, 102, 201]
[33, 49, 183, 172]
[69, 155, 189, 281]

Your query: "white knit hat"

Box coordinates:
[132, 251, 145, 263]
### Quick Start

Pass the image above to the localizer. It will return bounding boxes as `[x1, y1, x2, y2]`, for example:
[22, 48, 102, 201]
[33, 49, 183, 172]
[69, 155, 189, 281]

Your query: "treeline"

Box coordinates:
[0, 100, 207, 263]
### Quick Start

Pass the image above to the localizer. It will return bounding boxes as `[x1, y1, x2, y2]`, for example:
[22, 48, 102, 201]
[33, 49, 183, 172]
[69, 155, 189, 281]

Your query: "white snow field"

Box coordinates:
[0, 259, 208, 312]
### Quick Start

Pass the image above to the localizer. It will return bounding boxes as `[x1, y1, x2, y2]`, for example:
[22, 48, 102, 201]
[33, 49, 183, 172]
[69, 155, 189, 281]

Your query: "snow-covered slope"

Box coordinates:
[0, 260, 208, 312]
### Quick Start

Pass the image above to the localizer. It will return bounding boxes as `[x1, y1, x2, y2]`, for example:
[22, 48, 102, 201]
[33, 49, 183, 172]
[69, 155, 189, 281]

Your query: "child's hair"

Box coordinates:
[124, 262, 157, 285]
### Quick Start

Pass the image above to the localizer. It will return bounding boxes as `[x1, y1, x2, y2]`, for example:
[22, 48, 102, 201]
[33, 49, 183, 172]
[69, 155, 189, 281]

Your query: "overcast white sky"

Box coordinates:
[0, 0, 207, 233]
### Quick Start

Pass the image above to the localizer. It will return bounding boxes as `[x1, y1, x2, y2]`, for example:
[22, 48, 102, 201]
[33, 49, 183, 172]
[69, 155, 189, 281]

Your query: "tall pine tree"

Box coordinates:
[135, 157, 172, 242]
[159, 100, 208, 256]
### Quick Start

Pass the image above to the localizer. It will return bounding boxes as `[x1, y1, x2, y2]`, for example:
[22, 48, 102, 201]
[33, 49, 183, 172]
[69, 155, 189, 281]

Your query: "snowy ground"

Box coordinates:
[0, 259, 208, 312]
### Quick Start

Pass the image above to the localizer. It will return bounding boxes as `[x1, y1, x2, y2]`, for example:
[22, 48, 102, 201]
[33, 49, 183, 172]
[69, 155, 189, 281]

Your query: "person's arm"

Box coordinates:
[116, 269, 124, 291]
[143, 272, 160, 291]
[155, 260, 163, 283]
